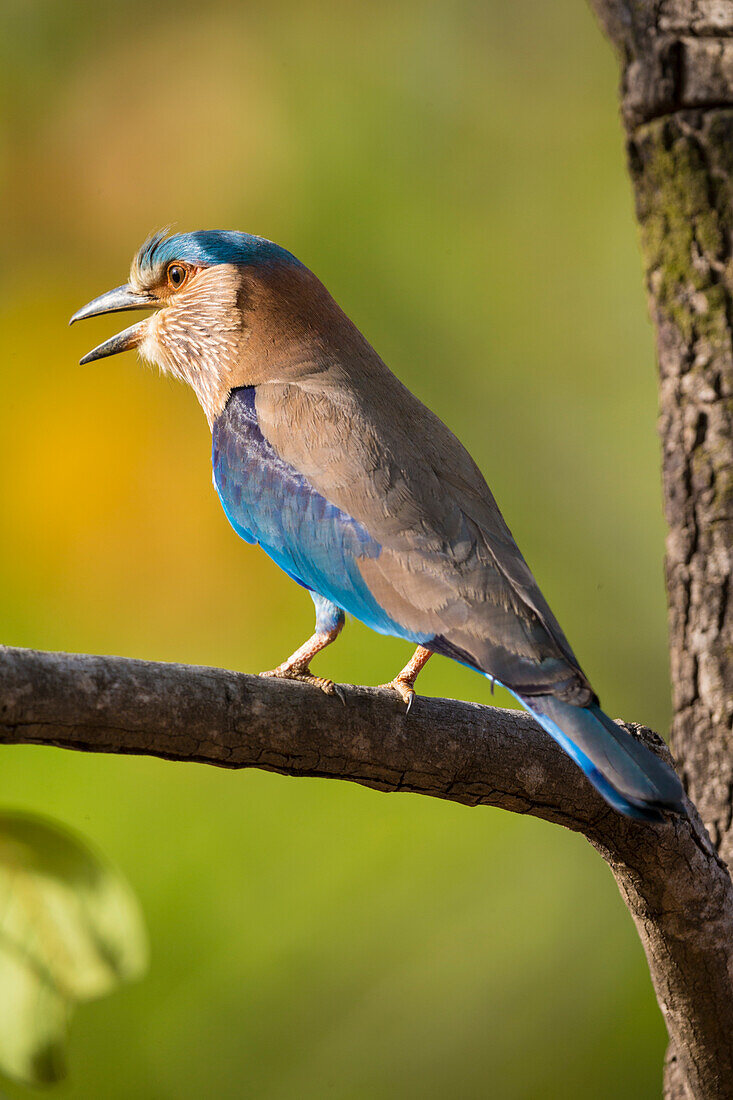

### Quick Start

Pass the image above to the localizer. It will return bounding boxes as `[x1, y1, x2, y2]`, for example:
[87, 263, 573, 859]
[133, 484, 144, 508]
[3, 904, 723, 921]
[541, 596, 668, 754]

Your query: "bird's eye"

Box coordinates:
[167, 263, 187, 290]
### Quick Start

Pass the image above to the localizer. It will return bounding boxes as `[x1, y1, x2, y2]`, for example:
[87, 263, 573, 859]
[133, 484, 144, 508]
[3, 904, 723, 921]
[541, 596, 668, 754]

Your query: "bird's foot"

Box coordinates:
[379, 646, 432, 713]
[379, 676, 417, 713]
[259, 665, 345, 703]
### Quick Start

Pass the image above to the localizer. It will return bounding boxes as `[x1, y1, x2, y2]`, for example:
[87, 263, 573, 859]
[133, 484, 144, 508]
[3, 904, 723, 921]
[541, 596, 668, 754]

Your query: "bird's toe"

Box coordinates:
[305, 673, 342, 698]
[259, 666, 343, 701]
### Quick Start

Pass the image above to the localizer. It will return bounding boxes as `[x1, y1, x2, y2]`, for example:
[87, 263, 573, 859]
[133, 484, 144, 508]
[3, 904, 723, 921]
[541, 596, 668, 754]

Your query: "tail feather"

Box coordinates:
[508, 689, 685, 821]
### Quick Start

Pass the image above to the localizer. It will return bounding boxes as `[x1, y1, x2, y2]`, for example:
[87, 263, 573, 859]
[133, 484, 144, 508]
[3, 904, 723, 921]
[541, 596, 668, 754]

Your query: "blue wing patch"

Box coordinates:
[212, 387, 430, 643]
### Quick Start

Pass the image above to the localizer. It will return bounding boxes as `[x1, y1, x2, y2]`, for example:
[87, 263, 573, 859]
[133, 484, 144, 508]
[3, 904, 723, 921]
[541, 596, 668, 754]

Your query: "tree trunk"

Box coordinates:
[588, 3, 733, 1096]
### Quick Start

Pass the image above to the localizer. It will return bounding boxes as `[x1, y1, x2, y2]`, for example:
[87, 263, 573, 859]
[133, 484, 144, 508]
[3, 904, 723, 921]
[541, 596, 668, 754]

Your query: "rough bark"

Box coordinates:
[588, 2, 733, 1097]
[1, 643, 733, 1097]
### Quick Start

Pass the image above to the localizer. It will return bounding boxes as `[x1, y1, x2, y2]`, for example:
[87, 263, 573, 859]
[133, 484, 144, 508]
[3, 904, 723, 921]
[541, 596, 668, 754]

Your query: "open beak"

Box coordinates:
[69, 284, 157, 365]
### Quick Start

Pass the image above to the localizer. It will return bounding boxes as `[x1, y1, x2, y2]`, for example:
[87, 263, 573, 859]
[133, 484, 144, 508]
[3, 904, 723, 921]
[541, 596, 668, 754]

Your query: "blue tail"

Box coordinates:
[507, 690, 685, 821]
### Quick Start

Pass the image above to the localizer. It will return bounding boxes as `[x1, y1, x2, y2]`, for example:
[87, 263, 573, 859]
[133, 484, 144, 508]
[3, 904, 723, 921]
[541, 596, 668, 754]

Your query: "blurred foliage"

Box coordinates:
[0, 813, 146, 1086]
[0, 0, 670, 1096]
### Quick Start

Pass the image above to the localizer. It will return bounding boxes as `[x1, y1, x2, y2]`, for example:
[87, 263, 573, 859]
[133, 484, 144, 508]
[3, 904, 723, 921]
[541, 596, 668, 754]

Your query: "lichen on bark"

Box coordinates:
[630, 114, 732, 350]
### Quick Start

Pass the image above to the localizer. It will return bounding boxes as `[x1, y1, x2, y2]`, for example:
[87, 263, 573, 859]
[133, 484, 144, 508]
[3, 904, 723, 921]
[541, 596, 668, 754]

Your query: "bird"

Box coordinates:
[70, 229, 685, 822]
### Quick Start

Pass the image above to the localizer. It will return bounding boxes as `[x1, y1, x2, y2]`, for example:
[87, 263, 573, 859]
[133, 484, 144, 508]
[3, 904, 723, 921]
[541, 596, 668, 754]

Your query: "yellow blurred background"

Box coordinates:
[0, 1, 670, 1096]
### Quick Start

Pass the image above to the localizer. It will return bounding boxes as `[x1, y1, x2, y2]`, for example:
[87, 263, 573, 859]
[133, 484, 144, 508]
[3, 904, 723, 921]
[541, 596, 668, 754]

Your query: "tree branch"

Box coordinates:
[0, 644, 628, 821]
[2, 643, 733, 1097]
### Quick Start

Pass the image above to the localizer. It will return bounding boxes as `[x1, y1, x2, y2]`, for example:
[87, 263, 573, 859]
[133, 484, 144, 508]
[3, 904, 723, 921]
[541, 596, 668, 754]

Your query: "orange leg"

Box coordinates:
[380, 645, 433, 712]
[259, 619, 345, 700]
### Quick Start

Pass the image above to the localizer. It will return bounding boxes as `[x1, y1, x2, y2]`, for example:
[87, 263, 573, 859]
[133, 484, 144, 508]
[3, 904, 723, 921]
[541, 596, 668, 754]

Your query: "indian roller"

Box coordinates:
[71, 230, 685, 822]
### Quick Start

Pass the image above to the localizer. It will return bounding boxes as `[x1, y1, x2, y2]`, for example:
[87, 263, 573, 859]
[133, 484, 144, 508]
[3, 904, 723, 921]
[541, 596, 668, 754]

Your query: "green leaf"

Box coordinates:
[0, 811, 148, 1086]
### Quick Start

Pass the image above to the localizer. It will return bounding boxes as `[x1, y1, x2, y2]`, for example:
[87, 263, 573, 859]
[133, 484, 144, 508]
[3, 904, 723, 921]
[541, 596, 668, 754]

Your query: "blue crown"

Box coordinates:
[133, 230, 301, 279]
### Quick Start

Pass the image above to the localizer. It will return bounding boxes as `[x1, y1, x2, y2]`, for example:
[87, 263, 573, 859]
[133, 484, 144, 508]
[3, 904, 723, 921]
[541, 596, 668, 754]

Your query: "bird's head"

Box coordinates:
[70, 229, 351, 425]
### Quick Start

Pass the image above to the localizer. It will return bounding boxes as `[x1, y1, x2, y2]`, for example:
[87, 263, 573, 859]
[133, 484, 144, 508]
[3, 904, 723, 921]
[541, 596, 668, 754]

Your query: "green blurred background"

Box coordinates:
[0, 1, 670, 1096]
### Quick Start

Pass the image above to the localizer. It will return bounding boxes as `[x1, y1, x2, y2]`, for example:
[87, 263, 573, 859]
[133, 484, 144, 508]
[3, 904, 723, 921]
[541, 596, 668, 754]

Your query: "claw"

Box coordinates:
[332, 682, 347, 706]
